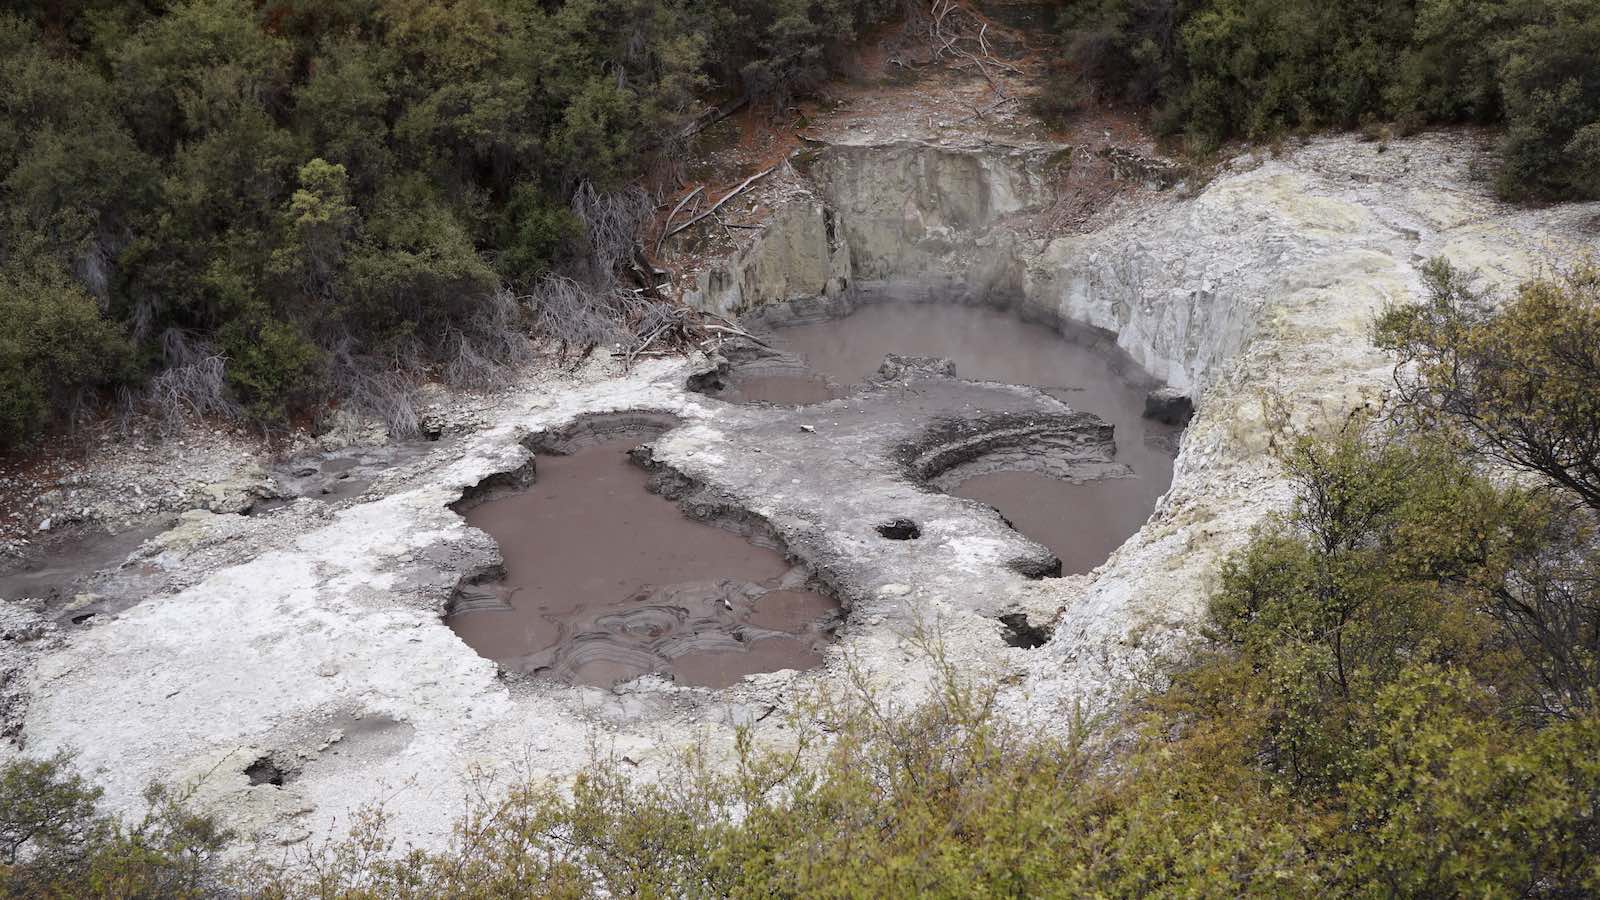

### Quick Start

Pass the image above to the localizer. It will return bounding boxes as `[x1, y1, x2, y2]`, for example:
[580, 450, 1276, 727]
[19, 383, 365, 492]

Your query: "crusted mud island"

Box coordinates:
[3, 66, 1598, 857]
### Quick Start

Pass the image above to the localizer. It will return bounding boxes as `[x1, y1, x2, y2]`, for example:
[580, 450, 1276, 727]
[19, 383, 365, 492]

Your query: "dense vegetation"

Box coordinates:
[6, 261, 1598, 895]
[1050, 0, 1600, 201]
[5, 1, 1597, 450]
[0, 0, 894, 448]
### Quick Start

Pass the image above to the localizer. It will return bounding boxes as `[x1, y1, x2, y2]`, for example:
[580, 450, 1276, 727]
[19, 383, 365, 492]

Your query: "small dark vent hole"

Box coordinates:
[245, 756, 289, 787]
[875, 519, 921, 540]
[999, 613, 1053, 649]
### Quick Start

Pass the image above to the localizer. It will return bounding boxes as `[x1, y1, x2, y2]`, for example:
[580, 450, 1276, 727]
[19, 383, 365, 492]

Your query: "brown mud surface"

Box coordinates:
[758, 302, 1180, 572]
[448, 438, 836, 688]
[0, 520, 171, 611]
[712, 373, 844, 406]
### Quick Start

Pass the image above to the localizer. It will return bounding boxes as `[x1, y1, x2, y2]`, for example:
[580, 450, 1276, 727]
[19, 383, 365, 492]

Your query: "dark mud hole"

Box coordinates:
[720, 303, 1183, 575]
[449, 431, 838, 689]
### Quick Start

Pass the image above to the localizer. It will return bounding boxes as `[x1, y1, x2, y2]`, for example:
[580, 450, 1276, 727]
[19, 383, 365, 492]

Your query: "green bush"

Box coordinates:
[0, 265, 133, 448]
[1494, 0, 1600, 199]
[218, 315, 327, 424]
[0, 752, 231, 899]
[1055, 0, 1600, 199]
[0, 0, 900, 443]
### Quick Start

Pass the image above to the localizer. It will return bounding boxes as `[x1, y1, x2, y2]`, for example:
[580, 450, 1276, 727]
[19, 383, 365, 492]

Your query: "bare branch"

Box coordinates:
[663, 165, 779, 242]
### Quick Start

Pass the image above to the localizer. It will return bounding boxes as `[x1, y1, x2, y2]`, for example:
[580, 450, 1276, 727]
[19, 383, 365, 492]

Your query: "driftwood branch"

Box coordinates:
[624, 320, 673, 369]
[703, 321, 772, 348]
[662, 165, 778, 242]
[958, 95, 1017, 123]
[655, 185, 704, 256]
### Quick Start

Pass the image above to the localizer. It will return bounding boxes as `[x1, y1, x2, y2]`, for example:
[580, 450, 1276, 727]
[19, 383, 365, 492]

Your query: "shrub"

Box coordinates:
[218, 315, 327, 424]
[1028, 71, 1091, 129]
[0, 264, 133, 448]
[0, 753, 231, 899]
[1054, 0, 1600, 200]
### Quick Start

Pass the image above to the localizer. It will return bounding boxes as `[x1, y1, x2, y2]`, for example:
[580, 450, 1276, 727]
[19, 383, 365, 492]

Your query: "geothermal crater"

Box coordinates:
[6, 128, 1595, 854]
[448, 314, 1164, 688]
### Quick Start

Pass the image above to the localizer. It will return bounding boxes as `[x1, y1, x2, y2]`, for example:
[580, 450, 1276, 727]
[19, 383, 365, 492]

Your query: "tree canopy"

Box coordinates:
[0, 0, 895, 448]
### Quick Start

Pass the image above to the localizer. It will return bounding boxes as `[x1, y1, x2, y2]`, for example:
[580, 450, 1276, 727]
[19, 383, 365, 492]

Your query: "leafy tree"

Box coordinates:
[1378, 258, 1600, 718]
[1206, 417, 1538, 788]
[1377, 259, 1600, 517]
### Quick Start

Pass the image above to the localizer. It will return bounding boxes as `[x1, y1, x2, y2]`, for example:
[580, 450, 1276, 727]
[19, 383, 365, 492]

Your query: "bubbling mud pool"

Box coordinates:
[742, 303, 1182, 574]
[447, 437, 838, 688]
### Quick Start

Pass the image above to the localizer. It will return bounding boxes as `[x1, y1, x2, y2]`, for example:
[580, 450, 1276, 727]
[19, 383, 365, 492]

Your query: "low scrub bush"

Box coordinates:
[0, 753, 231, 898]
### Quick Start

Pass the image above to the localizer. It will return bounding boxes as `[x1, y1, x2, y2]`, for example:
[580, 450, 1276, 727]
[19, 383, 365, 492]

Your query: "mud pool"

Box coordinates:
[746, 303, 1181, 574]
[447, 437, 837, 687]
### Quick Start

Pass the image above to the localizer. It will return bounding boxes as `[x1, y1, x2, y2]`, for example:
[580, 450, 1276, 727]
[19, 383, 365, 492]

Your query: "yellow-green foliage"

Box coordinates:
[252, 661, 1327, 898]
[1378, 258, 1600, 512]
[0, 753, 231, 899]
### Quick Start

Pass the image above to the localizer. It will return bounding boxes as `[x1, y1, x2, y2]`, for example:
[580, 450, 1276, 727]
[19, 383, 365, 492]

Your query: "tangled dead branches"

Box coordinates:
[894, 0, 1022, 97]
[441, 287, 538, 390]
[571, 182, 655, 285]
[143, 329, 240, 432]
